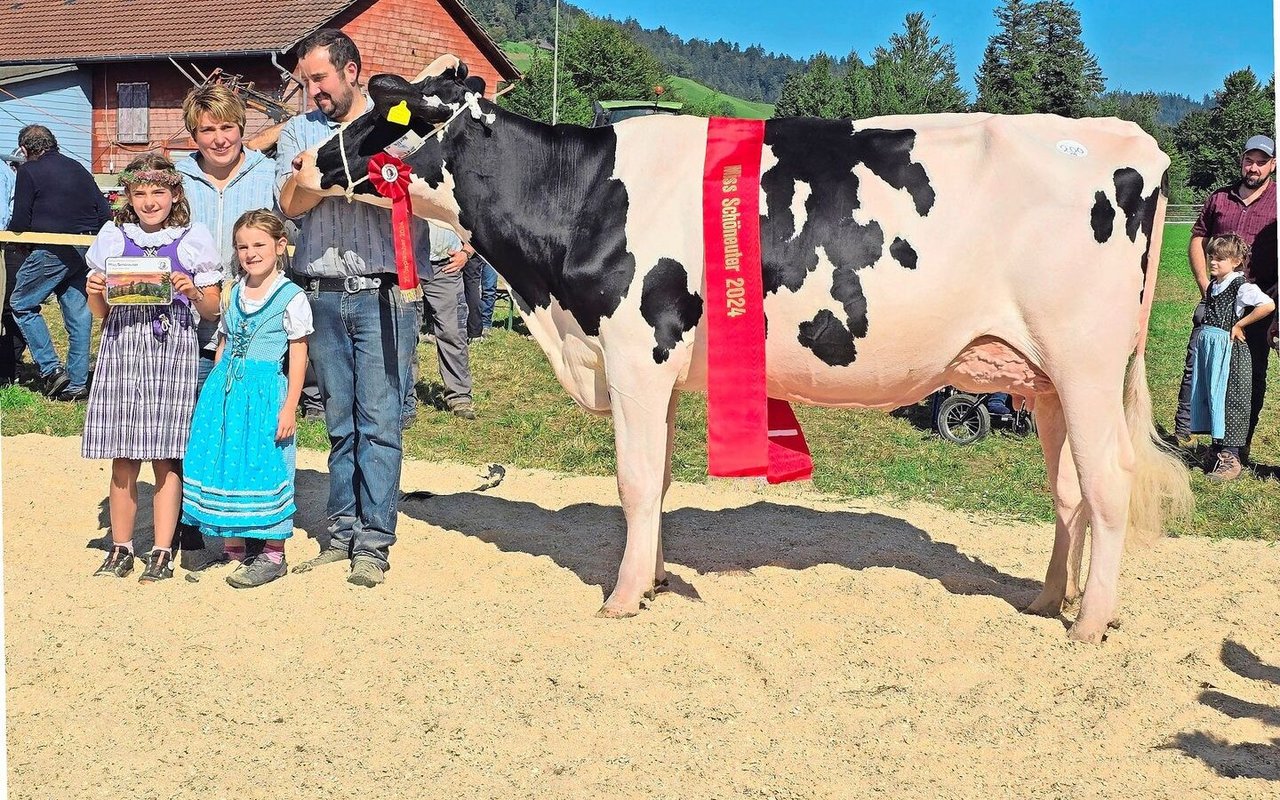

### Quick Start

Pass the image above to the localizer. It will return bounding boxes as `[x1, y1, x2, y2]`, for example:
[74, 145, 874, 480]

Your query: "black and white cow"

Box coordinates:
[294, 56, 1193, 643]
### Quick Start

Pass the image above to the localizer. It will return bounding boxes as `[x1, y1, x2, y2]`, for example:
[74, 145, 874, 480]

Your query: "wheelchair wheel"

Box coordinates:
[1013, 410, 1037, 436]
[937, 393, 991, 445]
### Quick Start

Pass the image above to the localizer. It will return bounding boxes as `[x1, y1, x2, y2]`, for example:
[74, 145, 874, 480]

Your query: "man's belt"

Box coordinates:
[306, 273, 400, 293]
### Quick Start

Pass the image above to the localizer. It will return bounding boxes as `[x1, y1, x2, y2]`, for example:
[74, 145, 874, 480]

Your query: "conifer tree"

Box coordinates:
[974, 0, 1040, 114]
[867, 12, 968, 116]
[1032, 0, 1105, 117]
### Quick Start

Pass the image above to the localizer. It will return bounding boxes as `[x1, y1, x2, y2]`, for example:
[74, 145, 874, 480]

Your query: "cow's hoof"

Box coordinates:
[596, 605, 640, 619]
[1066, 621, 1107, 644]
[1062, 594, 1082, 614]
[1022, 593, 1063, 617]
[643, 578, 670, 601]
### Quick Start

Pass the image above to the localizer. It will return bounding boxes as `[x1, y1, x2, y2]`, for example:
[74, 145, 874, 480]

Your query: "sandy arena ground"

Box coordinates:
[3, 433, 1279, 799]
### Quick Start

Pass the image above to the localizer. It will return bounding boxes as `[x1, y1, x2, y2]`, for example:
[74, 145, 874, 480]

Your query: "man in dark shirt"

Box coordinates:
[1175, 134, 1277, 460]
[6, 125, 109, 399]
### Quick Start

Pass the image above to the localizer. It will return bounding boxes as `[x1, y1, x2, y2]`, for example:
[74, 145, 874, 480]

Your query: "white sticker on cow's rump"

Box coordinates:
[1056, 140, 1088, 158]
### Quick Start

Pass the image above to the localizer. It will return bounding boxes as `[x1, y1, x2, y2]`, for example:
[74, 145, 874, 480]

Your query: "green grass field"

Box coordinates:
[665, 76, 775, 119]
[4, 223, 1278, 540]
[500, 41, 537, 72]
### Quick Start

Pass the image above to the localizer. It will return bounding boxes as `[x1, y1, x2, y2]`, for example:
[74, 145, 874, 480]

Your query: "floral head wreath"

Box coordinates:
[118, 168, 183, 188]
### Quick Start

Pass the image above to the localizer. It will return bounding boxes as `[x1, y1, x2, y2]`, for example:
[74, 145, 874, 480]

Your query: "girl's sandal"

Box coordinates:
[138, 550, 174, 583]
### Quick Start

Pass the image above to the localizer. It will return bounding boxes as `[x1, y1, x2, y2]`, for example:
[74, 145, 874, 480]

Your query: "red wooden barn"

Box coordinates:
[0, 0, 520, 173]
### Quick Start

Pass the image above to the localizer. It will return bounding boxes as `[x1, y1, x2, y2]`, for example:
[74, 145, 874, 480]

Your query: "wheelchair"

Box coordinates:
[931, 388, 1036, 445]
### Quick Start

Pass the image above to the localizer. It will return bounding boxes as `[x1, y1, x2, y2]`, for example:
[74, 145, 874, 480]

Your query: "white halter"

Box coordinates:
[337, 92, 494, 203]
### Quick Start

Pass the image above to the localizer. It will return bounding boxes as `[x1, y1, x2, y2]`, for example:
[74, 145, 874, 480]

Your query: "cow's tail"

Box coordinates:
[1125, 174, 1193, 547]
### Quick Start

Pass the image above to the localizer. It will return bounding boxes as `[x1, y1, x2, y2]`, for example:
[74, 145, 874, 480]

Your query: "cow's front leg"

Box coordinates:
[599, 384, 677, 618]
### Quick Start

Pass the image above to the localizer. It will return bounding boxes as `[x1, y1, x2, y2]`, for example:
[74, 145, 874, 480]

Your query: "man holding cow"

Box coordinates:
[277, 29, 448, 587]
[1174, 134, 1277, 474]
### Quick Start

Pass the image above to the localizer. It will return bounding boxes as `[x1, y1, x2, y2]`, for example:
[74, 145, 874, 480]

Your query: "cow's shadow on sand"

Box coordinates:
[1164, 641, 1280, 781]
[85, 468, 1041, 611]
[377, 470, 1042, 611]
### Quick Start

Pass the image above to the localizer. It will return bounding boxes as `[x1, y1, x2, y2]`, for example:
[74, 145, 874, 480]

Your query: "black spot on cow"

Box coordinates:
[890, 237, 918, 269]
[449, 119, 637, 335]
[1090, 191, 1115, 243]
[797, 310, 858, 366]
[760, 119, 932, 366]
[640, 258, 703, 364]
[329, 75, 639, 336]
[852, 128, 936, 216]
[1135, 171, 1167, 301]
[1113, 168, 1148, 242]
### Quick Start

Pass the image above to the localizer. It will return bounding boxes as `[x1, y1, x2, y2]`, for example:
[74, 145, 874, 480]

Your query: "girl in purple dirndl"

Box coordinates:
[82, 154, 224, 582]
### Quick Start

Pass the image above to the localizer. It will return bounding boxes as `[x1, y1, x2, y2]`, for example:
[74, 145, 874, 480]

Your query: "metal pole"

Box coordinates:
[552, 0, 560, 125]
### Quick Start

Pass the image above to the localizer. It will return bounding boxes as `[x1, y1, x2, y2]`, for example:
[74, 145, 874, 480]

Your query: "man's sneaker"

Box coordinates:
[450, 401, 476, 420]
[347, 556, 385, 587]
[138, 550, 174, 583]
[93, 546, 135, 578]
[1207, 451, 1243, 482]
[55, 385, 90, 402]
[39, 367, 70, 398]
[226, 554, 287, 588]
[290, 547, 349, 574]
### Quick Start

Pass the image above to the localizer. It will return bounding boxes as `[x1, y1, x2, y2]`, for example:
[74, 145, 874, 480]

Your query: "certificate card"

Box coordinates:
[104, 257, 172, 306]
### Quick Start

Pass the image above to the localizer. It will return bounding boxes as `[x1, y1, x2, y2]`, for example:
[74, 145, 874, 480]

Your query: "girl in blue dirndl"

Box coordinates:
[182, 210, 312, 588]
[1188, 234, 1275, 481]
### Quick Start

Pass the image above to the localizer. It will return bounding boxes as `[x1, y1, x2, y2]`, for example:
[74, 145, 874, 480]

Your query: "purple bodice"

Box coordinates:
[122, 228, 193, 306]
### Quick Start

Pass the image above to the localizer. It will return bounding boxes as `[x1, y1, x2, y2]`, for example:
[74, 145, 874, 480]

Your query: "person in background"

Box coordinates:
[461, 250, 499, 340]
[403, 221, 474, 428]
[1186, 234, 1275, 481]
[1175, 134, 1277, 463]
[7, 125, 109, 400]
[1, 153, 25, 385]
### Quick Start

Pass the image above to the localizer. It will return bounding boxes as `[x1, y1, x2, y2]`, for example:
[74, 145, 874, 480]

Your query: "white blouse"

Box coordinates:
[1210, 272, 1273, 320]
[87, 222, 225, 289]
[217, 272, 314, 341]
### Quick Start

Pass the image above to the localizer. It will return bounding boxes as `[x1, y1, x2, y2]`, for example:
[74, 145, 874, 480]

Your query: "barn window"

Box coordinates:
[116, 82, 150, 144]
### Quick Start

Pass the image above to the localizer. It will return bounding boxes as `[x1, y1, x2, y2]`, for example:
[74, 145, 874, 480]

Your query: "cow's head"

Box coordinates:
[299, 55, 490, 227]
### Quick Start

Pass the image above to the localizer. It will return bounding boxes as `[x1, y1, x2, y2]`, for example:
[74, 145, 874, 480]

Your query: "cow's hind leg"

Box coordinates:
[646, 391, 679, 599]
[1056, 380, 1134, 643]
[1025, 390, 1088, 617]
[599, 381, 677, 618]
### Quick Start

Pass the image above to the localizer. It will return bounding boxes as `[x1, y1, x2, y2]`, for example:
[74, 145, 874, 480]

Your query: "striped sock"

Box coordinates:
[262, 541, 285, 565]
[224, 544, 247, 563]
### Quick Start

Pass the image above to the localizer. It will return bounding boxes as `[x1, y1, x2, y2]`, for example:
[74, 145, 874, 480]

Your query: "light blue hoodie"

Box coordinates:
[178, 147, 278, 350]
[178, 147, 278, 266]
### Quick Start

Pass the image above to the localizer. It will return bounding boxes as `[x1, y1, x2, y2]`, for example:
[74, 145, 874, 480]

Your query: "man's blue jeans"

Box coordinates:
[307, 285, 414, 569]
[10, 247, 91, 390]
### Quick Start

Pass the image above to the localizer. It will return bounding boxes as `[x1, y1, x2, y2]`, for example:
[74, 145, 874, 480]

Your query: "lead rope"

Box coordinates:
[338, 92, 494, 203]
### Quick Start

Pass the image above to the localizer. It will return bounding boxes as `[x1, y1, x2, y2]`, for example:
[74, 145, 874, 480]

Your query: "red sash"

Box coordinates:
[703, 118, 813, 483]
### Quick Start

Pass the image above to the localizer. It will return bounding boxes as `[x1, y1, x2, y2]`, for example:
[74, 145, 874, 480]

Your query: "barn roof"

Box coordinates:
[0, 0, 518, 78]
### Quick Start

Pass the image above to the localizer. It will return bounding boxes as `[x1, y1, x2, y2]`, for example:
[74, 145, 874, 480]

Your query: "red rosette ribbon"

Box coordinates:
[368, 152, 420, 300]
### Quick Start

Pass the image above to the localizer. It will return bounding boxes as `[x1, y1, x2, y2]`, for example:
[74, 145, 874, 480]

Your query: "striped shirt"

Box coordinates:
[1192, 180, 1277, 295]
[275, 103, 433, 278]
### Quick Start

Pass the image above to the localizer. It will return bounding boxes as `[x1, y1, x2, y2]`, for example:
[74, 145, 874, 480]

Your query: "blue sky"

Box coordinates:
[567, 0, 1275, 100]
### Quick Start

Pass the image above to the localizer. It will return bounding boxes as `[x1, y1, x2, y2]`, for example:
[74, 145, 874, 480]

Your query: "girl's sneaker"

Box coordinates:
[226, 554, 287, 589]
[93, 546, 135, 578]
[138, 550, 174, 583]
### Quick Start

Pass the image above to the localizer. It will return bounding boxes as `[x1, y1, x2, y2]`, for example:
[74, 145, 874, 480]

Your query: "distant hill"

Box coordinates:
[666, 77, 774, 119]
[472, 0, 802, 103]
[1102, 90, 1211, 126]
[475, 2, 1213, 115]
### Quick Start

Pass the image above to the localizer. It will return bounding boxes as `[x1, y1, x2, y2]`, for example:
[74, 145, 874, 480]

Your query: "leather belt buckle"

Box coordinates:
[343, 275, 378, 293]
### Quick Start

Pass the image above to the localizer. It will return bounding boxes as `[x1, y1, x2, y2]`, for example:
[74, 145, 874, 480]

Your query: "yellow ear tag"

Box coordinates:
[386, 101, 411, 127]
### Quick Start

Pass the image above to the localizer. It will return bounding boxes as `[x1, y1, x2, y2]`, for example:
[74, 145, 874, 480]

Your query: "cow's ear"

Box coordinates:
[463, 75, 486, 96]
